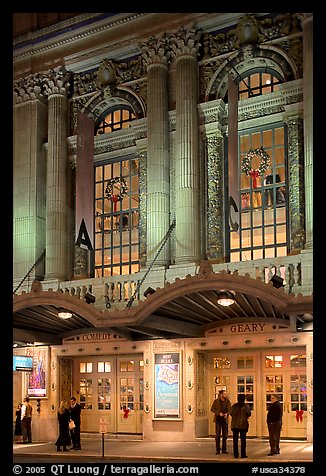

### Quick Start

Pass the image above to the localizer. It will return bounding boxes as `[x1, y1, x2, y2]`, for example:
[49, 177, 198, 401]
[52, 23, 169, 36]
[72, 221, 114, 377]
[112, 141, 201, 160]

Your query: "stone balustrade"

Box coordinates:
[13, 253, 313, 311]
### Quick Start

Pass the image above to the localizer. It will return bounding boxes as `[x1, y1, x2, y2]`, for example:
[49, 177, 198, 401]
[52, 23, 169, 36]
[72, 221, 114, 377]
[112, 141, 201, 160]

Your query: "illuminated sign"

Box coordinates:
[154, 353, 180, 418]
[13, 356, 33, 372]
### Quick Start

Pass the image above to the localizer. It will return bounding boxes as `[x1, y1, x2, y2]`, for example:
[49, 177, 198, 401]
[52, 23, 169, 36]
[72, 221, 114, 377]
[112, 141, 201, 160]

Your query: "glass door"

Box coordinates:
[116, 356, 144, 433]
[73, 355, 144, 434]
[262, 351, 307, 438]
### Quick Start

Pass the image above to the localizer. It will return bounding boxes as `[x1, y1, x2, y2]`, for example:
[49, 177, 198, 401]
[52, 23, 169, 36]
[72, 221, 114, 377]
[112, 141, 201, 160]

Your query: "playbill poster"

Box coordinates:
[154, 353, 180, 418]
[25, 346, 48, 398]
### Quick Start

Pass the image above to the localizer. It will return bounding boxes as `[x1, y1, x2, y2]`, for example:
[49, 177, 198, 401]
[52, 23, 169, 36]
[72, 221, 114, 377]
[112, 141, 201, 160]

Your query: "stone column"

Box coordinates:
[171, 27, 201, 263]
[142, 36, 171, 266]
[13, 75, 47, 284]
[43, 67, 71, 279]
[300, 14, 313, 248]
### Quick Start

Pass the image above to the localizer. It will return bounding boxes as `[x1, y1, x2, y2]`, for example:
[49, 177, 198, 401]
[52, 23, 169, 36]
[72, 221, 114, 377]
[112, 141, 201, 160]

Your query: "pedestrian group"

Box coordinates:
[211, 390, 282, 458]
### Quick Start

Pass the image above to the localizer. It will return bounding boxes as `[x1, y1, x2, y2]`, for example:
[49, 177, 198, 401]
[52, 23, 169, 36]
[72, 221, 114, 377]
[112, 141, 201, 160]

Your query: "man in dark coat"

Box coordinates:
[210, 389, 232, 455]
[69, 396, 82, 450]
[267, 394, 283, 455]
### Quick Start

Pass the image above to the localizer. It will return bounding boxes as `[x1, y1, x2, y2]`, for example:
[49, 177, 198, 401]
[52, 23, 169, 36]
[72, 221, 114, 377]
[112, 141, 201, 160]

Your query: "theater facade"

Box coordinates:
[13, 12, 313, 443]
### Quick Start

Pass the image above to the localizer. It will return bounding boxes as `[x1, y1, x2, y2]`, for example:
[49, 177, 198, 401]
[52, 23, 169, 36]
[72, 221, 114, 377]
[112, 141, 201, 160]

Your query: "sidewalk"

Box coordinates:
[13, 435, 313, 463]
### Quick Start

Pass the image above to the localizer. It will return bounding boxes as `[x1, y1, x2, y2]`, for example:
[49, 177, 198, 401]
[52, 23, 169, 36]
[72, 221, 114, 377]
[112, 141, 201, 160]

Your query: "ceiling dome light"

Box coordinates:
[58, 308, 73, 319]
[217, 291, 235, 307]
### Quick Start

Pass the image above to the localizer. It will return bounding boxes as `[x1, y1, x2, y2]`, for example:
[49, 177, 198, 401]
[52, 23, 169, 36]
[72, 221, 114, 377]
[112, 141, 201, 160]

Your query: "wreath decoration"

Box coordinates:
[241, 147, 270, 188]
[105, 176, 128, 211]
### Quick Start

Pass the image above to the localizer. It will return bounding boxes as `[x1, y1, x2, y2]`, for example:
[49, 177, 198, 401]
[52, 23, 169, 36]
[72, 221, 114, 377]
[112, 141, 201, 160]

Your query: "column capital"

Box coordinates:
[141, 34, 170, 69]
[13, 72, 45, 105]
[43, 66, 72, 98]
[170, 25, 201, 60]
[14, 66, 71, 104]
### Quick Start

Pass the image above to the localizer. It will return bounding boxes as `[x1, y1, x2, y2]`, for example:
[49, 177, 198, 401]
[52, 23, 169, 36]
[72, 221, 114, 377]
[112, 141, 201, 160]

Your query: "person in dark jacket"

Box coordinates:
[55, 400, 71, 451]
[14, 403, 23, 442]
[230, 394, 251, 459]
[267, 394, 283, 455]
[21, 396, 33, 443]
[69, 396, 82, 450]
[210, 390, 232, 455]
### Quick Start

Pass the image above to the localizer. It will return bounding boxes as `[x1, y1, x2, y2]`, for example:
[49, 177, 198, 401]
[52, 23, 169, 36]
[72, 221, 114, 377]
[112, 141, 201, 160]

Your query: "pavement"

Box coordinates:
[13, 434, 313, 464]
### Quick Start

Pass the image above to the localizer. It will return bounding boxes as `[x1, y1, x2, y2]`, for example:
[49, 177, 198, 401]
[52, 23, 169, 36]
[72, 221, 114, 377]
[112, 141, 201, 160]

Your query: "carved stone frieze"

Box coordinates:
[285, 116, 306, 251]
[205, 133, 224, 260]
[73, 244, 88, 277]
[195, 352, 206, 417]
[138, 150, 147, 267]
[202, 13, 302, 60]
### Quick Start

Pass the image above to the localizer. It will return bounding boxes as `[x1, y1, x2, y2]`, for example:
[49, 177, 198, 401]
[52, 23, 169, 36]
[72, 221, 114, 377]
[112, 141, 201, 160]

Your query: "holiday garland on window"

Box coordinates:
[105, 176, 128, 211]
[241, 147, 270, 188]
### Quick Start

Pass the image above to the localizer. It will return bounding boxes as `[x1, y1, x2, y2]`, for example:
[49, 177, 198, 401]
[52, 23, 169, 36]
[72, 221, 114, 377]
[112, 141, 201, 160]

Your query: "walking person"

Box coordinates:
[14, 403, 23, 443]
[210, 389, 232, 455]
[55, 400, 71, 452]
[267, 394, 283, 455]
[21, 396, 33, 443]
[230, 394, 251, 459]
[69, 396, 82, 450]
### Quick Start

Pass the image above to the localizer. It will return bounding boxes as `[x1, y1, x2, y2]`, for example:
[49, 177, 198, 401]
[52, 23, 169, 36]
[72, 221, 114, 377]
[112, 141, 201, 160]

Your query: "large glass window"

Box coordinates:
[94, 105, 139, 277]
[95, 158, 139, 277]
[230, 124, 288, 262]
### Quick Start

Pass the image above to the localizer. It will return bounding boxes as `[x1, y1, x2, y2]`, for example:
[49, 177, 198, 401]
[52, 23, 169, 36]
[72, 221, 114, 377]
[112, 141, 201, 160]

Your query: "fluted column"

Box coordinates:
[43, 68, 71, 279]
[142, 36, 171, 266]
[300, 14, 313, 248]
[13, 75, 47, 283]
[171, 27, 201, 263]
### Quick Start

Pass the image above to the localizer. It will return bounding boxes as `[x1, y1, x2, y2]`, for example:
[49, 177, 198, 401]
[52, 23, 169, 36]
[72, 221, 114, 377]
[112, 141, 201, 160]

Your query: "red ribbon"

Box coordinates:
[123, 408, 130, 419]
[111, 194, 119, 212]
[296, 410, 303, 422]
[249, 169, 260, 188]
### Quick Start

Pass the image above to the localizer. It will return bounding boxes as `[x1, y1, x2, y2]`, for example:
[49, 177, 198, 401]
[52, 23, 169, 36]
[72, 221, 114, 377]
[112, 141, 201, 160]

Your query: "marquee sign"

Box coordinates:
[206, 322, 290, 336]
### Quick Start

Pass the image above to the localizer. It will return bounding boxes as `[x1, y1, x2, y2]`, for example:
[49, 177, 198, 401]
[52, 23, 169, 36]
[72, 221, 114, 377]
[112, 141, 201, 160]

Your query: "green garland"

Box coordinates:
[105, 176, 128, 202]
[241, 147, 270, 176]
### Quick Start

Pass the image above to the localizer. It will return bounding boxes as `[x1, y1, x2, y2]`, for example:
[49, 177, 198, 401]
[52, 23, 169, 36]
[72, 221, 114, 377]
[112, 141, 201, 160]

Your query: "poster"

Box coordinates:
[25, 346, 48, 398]
[154, 353, 180, 418]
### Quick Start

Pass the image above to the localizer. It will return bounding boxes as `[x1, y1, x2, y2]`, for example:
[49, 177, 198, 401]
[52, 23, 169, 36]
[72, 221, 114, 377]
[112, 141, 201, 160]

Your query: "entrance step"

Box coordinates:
[81, 432, 143, 441]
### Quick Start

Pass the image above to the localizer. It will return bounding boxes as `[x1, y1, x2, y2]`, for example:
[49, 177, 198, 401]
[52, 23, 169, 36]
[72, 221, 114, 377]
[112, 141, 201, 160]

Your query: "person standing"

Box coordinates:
[210, 389, 232, 455]
[21, 396, 33, 443]
[267, 394, 283, 455]
[55, 400, 71, 451]
[14, 403, 23, 443]
[230, 394, 251, 459]
[69, 396, 82, 450]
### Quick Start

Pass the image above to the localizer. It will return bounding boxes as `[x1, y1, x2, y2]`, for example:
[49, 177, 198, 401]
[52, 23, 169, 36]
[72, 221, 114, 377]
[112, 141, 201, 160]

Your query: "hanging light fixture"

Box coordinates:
[217, 291, 235, 307]
[58, 308, 73, 319]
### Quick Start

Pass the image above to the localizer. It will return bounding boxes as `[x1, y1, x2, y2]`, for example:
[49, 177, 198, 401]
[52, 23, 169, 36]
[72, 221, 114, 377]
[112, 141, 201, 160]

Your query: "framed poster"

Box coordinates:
[25, 346, 49, 398]
[154, 353, 180, 418]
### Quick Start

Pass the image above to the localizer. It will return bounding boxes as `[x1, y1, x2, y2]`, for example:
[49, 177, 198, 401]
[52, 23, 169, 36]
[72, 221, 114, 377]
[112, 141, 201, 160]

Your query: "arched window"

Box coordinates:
[94, 106, 139, 277]
[95, 107, 136, 135]
[228, 71, 288, 262]
[238, 71, 282, 100]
